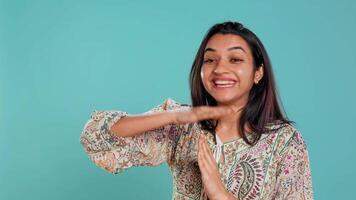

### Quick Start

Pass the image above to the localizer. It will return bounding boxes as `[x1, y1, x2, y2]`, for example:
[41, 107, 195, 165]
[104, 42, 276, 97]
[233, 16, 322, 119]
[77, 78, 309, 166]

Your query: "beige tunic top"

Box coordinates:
[79, 98, 314, 200]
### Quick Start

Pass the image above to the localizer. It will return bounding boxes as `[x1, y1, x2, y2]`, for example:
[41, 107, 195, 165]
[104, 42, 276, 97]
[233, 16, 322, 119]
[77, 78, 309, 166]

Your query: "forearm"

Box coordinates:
[109, 111, 176, 137]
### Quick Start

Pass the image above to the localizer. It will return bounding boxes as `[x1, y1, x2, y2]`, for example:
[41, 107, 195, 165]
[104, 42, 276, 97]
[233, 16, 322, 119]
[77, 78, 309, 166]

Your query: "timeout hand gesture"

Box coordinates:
[172, 105, 241, 200]
[173, 104, 241, 125]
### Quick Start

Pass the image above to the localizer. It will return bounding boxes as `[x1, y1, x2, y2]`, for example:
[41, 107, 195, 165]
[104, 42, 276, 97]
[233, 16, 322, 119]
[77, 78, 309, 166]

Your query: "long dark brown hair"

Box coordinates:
[189, 21, 294, 145]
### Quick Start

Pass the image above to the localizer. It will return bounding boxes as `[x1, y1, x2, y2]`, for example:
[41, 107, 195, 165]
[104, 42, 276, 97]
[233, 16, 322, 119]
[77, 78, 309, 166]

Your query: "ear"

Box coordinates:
[254, 64, 264, 84]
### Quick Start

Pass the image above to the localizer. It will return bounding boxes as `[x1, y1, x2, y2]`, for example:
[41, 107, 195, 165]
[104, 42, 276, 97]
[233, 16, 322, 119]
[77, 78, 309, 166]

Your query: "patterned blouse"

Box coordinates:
[79, 98, 314, 200]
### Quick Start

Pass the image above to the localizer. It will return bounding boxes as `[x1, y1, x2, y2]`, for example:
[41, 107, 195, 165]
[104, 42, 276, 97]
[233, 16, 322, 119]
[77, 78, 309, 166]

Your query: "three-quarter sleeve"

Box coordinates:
[79, 97, 190, 175]
[273, 130, 314, 200]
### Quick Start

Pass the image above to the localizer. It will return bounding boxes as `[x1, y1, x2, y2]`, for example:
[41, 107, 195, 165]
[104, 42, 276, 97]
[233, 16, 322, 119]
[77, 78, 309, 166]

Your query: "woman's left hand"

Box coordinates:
[198, 134, 230, 200]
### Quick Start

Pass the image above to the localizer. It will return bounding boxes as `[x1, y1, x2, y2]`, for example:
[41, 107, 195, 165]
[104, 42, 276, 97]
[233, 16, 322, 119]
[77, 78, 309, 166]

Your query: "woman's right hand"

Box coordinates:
[173, 105, 241, 125]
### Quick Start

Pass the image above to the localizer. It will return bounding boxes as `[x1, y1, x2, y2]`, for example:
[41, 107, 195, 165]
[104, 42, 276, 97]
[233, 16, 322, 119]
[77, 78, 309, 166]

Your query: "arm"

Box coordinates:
[79, 98, 189, 174]
[109, 98, 235, 138]
[80, 97, 233, 175]
[109, 109, 177, 138]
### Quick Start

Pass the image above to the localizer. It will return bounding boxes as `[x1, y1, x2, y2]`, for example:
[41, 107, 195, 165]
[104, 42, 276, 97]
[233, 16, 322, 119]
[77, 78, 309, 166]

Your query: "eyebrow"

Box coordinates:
[204, 46, 246, 54]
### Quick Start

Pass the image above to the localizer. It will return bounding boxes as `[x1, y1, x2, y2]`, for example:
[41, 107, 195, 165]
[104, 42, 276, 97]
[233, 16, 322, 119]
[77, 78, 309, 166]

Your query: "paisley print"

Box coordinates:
[229, 154, 264, 199]
[80, 97, 314, 200]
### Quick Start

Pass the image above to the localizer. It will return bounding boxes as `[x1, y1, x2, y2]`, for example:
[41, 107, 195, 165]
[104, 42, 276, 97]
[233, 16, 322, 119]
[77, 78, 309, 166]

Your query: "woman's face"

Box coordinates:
[200, 33, 263, 106]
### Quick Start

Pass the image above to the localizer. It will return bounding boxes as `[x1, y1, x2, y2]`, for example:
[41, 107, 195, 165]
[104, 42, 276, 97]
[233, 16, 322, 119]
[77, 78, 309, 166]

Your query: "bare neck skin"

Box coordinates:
[215, 96, 249, 142]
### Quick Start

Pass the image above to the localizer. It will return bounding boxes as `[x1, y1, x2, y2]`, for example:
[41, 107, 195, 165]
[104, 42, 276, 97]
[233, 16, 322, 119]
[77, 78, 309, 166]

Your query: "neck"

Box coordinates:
[216, 109, 242, 132]
[216, 97, 247, 136]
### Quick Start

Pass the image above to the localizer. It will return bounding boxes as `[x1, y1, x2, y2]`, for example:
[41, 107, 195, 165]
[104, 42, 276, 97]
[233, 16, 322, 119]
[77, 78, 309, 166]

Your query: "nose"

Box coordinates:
[213, 60, 230, 74]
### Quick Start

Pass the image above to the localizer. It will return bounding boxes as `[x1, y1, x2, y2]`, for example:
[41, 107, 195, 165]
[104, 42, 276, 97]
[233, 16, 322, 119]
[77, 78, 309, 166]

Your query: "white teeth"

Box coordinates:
[213, 80, 236, 85]
[215, 84, 234, 88]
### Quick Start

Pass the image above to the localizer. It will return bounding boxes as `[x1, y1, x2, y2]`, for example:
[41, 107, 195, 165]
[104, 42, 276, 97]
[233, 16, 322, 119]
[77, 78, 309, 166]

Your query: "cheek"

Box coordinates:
[200, 67, 211, 86]
[235, 67, 255, 86]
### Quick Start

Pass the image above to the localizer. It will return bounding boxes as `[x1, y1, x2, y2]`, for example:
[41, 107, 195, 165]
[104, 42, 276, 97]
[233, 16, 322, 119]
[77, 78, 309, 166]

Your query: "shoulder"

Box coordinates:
[266, 120, 299, 139]
[266, 121, 308, 155]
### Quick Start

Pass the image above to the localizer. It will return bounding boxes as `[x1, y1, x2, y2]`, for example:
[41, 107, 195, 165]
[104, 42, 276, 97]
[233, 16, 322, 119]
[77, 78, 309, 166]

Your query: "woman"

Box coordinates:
[80, 21, 314, 200]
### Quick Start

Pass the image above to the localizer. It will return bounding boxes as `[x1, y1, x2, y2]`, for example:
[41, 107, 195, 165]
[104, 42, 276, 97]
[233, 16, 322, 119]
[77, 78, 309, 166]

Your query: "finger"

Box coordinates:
[207, 106, 234, 119]
[198, 135, 216, 175]
[201, 135, 213, 155]
[198, 135, 212, 165]
[195, 106, 230, 121]
[201, 135, 218, 169]
[198, 134, 205, 162]
[198, 158, 208, 178]
[198, 135, 209, 174]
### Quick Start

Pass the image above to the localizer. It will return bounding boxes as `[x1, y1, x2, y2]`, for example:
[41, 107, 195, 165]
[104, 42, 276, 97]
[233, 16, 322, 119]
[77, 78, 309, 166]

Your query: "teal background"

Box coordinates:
[1, 0, 355, 199]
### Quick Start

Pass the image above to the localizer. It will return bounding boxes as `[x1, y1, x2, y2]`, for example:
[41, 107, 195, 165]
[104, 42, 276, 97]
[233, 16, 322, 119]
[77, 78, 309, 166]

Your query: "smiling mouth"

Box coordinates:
[212, 80, 237, 88]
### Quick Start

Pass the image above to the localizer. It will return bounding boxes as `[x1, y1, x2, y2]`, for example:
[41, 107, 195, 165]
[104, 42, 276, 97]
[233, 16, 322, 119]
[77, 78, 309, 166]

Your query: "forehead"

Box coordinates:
[205, 33, 250, 54]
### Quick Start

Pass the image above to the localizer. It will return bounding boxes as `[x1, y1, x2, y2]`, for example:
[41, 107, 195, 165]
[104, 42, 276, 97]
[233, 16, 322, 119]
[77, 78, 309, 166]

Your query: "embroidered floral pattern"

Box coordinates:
[80, 98, 314, 200]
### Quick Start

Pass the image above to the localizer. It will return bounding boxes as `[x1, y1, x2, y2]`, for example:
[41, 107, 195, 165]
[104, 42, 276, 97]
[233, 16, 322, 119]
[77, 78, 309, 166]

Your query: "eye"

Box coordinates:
[203, 58, 215, 64]
[231, 58, 243, 63]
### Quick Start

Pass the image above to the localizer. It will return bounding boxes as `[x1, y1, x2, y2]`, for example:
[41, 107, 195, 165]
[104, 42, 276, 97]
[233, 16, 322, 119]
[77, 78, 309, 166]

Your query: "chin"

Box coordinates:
[213, 96, 238, 105]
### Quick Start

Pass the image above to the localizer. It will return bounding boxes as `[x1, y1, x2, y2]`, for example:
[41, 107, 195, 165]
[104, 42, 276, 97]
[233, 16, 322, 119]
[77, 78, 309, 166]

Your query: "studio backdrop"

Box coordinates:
[1, 0, 355, 199]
